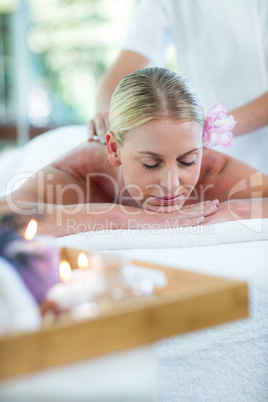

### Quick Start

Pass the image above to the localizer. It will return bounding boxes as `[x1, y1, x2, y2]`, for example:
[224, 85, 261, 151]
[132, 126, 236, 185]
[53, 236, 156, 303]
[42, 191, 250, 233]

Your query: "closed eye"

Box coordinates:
[180, 160, 196, 167]
[142, 163, 161, 170]
[143, 160, 196, 170]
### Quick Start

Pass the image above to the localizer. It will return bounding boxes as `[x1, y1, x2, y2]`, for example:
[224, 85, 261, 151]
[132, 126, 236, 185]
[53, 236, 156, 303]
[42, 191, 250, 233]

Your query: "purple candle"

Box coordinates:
[6, 220, 60, 303]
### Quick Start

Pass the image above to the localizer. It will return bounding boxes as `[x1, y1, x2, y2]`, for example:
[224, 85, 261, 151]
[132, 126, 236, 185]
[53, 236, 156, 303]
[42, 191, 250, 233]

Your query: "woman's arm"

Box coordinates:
[0, 159, 219, 236]
[203, 198, 268, 224]
[0, 197, 220, 237]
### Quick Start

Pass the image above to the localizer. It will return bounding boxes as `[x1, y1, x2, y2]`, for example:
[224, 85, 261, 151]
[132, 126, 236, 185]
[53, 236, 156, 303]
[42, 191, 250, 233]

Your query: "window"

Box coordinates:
[0, 0, 138, 142]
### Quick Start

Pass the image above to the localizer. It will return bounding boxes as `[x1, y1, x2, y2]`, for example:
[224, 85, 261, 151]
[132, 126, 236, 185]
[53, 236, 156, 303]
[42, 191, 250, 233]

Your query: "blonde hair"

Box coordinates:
[109, 67, 205, 144]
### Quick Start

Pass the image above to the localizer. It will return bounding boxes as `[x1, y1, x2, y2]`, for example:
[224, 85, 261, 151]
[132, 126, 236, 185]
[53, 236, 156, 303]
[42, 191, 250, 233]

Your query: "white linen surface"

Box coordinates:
[118, 242, 268, 402]
[1, 240, 267, 401]
[0, 257, 41, 336]
[56, 218, 268, 250]
[58, 238, 268, 401]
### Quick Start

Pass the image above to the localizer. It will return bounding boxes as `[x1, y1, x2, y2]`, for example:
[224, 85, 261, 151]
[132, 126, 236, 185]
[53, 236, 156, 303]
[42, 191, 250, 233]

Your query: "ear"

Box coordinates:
[106, 130, 121, 167]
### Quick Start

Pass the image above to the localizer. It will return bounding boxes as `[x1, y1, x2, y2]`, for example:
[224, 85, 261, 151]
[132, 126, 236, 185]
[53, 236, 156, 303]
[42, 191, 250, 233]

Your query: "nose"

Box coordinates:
[159, 166, 180, 194]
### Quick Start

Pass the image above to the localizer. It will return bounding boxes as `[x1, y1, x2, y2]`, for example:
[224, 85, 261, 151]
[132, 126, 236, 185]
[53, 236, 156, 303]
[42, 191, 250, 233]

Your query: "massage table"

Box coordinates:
[0, 127, 267, 401]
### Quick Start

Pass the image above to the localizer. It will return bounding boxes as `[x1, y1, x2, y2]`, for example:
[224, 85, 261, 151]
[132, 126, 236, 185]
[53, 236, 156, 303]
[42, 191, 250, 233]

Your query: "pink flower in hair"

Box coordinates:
[203, 103, 237, 148]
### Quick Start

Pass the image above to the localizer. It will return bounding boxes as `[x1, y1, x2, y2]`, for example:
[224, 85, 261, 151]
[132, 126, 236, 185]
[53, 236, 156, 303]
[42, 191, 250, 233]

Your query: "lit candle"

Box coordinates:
[5, 219, 60, 303]
[24, 219, 38, 241]
[59, 260, 72, 282]
[45, 254, 105, 311]
[77, 252, 89, 269]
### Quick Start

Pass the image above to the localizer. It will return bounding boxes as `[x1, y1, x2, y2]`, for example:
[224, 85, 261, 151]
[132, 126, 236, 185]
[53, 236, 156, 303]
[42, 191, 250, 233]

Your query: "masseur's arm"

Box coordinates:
[88, 51, 149, 140]
[230, 92, 268, 136]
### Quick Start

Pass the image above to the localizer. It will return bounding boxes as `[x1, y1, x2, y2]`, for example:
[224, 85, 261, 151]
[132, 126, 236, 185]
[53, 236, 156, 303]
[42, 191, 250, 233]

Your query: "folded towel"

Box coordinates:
[0, 257, 41, 335]
[56, 218, 268, 250]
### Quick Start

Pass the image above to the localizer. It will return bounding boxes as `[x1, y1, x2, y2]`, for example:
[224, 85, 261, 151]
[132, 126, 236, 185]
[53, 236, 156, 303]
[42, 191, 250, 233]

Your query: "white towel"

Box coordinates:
[0, 257, 41, 335]
[56, 218, 268, 250]
[101, 243, 268, 401]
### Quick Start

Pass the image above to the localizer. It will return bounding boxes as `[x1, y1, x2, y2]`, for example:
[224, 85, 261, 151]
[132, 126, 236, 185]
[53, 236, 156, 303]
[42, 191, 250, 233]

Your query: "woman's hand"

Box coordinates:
[88, 109, 109, 144]
[175, 199, 219, 218]
[150, 199, 220, 228]
[203, 198, 268, 225]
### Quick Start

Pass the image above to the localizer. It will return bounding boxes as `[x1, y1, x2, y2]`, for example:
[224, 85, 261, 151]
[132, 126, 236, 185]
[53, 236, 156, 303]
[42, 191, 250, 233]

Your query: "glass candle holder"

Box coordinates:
[88, 254, 155, 311]
[6, 235, 60, 303]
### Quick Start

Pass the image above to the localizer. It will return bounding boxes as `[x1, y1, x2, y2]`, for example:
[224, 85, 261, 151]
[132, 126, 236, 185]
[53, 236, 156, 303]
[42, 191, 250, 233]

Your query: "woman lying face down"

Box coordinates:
[1, 68, 267, 236]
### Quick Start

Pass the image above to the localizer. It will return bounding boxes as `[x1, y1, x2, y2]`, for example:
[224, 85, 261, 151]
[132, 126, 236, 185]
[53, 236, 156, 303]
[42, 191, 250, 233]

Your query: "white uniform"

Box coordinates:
[121, 0, 268, 171]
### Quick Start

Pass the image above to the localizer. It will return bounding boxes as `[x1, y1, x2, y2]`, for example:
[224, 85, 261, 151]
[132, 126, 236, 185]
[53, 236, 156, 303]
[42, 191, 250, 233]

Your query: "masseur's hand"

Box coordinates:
[88, 109, 109, 144]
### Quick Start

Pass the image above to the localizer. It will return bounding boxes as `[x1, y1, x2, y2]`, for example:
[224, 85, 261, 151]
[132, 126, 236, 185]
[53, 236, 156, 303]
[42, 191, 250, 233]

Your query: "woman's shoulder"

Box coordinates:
[199, 148, 227, 183]
[197, 148, 266, 202]
[184, 148, 227, 204]
[196, 148, 232, 202]
[196, 148, 228, 201]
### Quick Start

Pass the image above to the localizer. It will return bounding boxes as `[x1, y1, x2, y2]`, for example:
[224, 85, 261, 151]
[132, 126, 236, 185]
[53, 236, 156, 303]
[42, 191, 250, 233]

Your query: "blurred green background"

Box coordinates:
[0, 0, 176, 143]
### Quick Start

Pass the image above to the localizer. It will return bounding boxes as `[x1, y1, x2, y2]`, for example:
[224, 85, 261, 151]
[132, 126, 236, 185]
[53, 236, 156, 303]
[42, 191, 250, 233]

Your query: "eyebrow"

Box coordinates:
[137, 147, 201, 159]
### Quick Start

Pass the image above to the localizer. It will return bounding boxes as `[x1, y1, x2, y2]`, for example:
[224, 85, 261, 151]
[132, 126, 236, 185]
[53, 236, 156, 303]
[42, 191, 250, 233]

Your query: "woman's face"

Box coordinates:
[113, 118, 203, 213]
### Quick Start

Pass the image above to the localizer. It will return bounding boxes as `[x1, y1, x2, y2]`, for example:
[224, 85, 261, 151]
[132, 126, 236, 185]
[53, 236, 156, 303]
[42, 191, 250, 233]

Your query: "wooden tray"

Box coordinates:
[0, 247, 248, 380]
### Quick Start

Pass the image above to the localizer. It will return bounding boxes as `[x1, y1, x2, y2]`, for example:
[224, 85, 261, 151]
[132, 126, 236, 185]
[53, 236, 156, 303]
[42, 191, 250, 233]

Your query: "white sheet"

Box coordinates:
[57, 220, 268, 400]
[119, 242, 268, 401]
[1, 239, 267, 400]
[57, 238, 268, 401]
[56, 218, 268, 250]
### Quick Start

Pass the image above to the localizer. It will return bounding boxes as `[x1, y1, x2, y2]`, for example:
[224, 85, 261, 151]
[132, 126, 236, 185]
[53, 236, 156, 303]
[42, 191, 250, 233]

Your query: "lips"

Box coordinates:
[151, 194, 182, 205]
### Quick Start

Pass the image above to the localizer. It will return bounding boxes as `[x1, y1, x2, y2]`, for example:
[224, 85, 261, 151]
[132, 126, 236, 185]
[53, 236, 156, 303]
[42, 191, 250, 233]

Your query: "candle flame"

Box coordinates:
[77, 252, 89, 269]
[59, 260, 72, 282]
[24, 219, 38, 241]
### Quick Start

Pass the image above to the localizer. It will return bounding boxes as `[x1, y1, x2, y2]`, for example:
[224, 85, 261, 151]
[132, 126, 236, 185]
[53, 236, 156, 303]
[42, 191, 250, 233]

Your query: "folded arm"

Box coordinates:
[204, 198, 268, 224]
[0, 160, 218, 236]
[200, 149, 268, 224]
